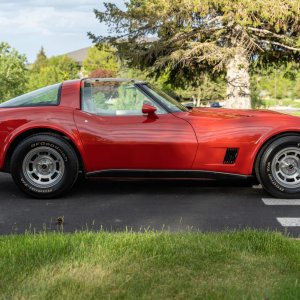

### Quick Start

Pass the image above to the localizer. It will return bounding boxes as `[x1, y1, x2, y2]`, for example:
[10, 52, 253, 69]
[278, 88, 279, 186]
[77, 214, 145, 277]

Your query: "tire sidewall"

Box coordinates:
[259, 136, 300, 197]
[11, 135, 78, 198]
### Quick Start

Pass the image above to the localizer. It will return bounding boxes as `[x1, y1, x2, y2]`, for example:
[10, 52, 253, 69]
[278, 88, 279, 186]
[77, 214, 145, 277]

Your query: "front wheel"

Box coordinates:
[256, 135, 300, 199]
[11, 134, 79, 198]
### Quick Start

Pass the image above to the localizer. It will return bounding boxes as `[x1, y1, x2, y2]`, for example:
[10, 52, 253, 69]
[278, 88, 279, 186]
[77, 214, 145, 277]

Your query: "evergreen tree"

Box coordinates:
[32, 46, 47, 72]
[89, 0, 300, 108]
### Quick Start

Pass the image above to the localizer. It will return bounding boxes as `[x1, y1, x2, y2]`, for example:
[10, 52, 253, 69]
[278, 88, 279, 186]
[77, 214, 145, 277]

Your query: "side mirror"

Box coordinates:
[142, 103, 157, 115]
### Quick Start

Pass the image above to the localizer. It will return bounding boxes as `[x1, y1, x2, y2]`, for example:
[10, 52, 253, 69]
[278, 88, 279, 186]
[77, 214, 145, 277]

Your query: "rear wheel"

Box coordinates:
[11, 134, 79, 198]
[256, 135, 300, 198]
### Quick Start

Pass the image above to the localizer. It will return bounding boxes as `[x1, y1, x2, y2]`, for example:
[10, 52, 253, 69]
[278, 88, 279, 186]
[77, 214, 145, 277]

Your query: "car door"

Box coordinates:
[74, 79, 198, 172]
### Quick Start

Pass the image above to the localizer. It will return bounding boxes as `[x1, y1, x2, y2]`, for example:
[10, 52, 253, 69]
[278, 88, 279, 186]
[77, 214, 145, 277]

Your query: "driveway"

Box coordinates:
[0, 173, 300, 236]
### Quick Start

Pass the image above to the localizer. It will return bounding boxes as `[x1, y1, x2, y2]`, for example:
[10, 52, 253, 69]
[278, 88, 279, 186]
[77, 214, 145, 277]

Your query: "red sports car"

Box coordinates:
[1, 78, 300, 199]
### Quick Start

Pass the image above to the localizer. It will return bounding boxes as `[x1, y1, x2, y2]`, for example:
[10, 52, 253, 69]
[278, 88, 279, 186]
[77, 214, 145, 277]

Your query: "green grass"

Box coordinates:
[0, 230, 300, 300]
[258, 98, 300, 109]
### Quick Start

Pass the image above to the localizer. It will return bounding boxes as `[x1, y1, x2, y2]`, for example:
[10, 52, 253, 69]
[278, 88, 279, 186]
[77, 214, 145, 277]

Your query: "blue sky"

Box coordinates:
[0, 0, 126, 62]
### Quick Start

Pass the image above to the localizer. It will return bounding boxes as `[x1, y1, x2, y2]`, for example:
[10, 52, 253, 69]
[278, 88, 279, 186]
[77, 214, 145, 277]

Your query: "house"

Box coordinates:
[65, 47, 91, 66]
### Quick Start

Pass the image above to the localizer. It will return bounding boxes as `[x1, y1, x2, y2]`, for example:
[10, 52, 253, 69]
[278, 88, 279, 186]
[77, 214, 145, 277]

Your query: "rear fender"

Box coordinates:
[0, 121, 88, 172]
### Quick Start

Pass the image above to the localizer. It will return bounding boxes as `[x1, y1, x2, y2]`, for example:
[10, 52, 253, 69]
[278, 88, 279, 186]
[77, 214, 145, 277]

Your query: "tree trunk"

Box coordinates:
[225, 50, 251, 109]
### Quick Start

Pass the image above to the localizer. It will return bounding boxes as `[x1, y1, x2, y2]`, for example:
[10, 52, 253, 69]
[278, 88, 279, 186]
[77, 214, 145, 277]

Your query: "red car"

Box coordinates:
[1, 78, 300, 199]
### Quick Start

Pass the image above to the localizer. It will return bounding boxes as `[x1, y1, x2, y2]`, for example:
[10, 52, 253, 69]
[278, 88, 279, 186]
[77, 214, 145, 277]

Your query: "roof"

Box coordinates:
[64, 38, 157, 65]
[64, 47, 91, 64]
[84, 78, 147, 84]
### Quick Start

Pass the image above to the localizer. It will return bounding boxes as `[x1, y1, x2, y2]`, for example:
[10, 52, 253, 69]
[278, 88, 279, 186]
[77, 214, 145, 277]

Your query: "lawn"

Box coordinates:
[0, 230, 299, 300]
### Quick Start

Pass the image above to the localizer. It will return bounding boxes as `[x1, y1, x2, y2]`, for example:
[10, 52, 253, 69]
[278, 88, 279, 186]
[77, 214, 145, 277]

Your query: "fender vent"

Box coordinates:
[224, 148, 239, 164]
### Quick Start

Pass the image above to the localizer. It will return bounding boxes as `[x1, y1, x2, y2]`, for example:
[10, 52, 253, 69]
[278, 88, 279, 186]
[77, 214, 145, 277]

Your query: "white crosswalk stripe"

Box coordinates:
[277, 218, 300, 227]
[262, 198, 300, 205]
[262, 198, 300, 227]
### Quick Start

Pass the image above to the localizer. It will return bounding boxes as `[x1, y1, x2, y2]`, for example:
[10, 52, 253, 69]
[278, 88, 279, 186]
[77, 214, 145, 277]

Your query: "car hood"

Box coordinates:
[174, 107, 300, 144]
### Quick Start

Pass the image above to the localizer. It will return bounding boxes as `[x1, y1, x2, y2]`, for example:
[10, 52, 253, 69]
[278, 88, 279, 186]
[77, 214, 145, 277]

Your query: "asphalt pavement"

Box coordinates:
[0, 173, 300, 236]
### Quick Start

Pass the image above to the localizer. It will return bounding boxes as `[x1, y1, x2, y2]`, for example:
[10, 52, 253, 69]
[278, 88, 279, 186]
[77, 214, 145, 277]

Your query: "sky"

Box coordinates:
[0, 0, 126, 62]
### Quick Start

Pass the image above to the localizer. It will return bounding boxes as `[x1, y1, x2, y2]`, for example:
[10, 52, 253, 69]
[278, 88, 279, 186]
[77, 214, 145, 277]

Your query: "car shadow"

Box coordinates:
[71, 177, 255, 196]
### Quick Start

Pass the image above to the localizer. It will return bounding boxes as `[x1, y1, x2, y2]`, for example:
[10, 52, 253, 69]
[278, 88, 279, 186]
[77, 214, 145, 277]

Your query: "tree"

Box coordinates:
[82, 46, 119, 75]
[294, 75, 300, 99]
[118, 64, 226, 103]
[27, 54, 79, 91]
[32, 46, 47, 72]
[90, 0, 300, 109]
[0, 42, 27, 102]
[250, 61, 300, 107]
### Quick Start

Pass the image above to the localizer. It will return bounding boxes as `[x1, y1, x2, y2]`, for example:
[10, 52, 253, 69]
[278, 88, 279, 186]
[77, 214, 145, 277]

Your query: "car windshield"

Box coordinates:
[141, 84, 188, 112]
[0, 83, 61, 108]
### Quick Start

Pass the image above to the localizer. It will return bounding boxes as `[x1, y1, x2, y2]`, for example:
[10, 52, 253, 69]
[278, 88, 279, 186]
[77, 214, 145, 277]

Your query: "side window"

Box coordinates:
[0, 83, 61, 108]
[81, 80, 166, 116]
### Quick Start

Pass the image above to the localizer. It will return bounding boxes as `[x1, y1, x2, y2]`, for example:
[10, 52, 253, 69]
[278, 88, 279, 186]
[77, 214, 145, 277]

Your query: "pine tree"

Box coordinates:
[32, 46, 47, 72]
[89, 0, 300, 108]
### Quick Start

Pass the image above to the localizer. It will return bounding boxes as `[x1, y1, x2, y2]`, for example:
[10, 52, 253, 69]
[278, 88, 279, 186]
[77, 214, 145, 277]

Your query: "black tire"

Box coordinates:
[256, 135, 300, 199]
[11, 134, 79, 198]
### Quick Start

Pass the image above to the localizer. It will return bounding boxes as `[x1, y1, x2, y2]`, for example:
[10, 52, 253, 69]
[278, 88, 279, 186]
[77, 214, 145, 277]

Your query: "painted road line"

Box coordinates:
[277, 218, 300, 227]
[262, 198, 300, 205]
[252, 184, 263, 189]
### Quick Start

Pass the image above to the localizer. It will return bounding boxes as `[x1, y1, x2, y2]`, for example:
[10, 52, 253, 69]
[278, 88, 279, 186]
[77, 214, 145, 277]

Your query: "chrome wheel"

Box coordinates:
[271, 147, 300, 189]
[22, 146, 65, 189]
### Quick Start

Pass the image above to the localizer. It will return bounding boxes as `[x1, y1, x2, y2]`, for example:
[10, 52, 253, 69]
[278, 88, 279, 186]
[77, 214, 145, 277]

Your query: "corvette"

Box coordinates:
[1, 78, 300, 199]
